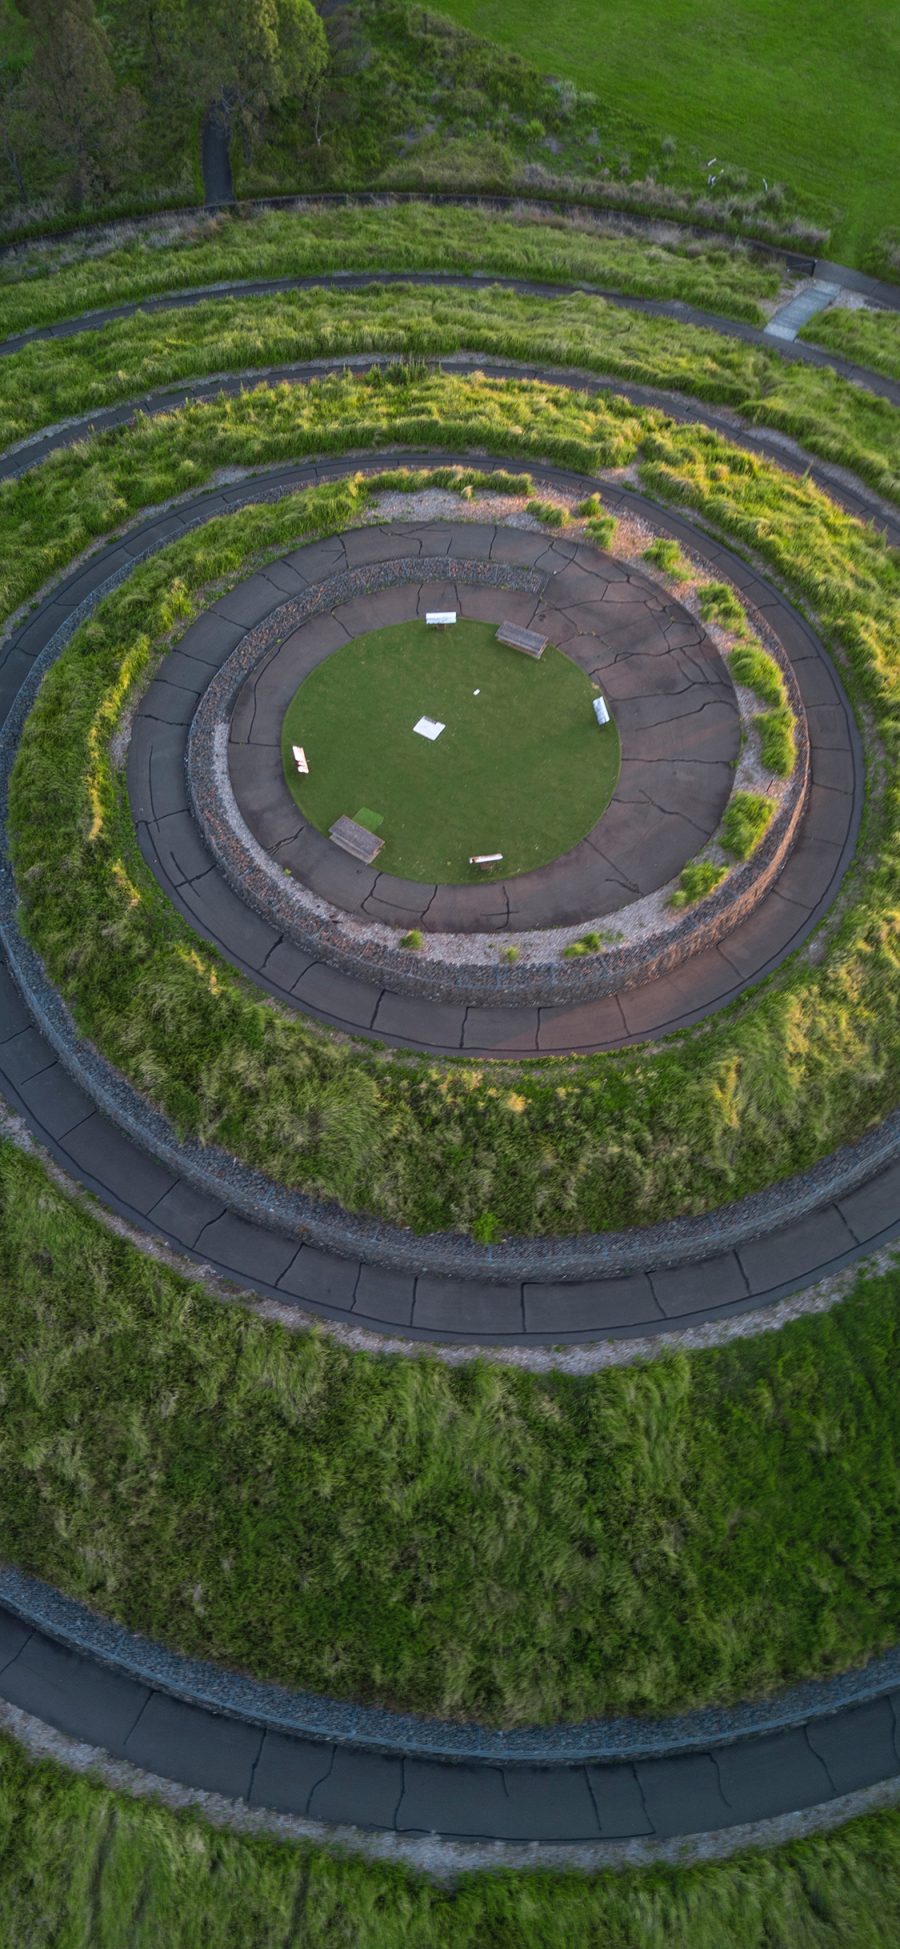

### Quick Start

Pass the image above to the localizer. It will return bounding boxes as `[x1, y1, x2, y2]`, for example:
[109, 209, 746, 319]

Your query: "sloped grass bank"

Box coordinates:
[1, 284, 897, 503]
[2, 1730, 900, 1948]
[0, 205, 781, 340]
[0, 1138, 898, 1722]
[802, 306, 900, 383]
[435, 0, 897, 269]
[8, 376, 899, 1238]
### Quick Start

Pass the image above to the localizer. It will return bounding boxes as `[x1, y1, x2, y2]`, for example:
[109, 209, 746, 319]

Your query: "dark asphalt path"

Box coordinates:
[1, 1587, 898, 1852]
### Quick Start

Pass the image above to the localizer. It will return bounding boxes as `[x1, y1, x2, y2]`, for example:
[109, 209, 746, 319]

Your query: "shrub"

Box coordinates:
[400, 929, 424, 950]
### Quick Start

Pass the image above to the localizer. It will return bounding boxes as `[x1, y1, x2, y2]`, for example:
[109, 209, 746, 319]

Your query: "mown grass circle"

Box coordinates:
[280, 617, 620, 882]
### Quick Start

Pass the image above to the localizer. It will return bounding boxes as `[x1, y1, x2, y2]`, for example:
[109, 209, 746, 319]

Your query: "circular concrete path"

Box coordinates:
[223, 532, 740, 935]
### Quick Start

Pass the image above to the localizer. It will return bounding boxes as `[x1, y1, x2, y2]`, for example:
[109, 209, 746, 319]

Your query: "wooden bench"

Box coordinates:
[329, 815, 385, 865]
[496, 622, 547, 659]
[469, 853, 504, 870]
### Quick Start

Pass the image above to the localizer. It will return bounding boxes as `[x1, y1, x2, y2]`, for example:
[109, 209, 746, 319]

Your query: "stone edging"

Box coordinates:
[187, 544, 808, 1008]
[2, 1563, 898, 1766]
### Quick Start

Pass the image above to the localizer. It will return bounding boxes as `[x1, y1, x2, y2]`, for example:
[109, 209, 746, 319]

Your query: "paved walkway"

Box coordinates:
[765, 279, 844, 342]
[1, 1580, 898, 1857]
[200, 106, 234, 209]
[222, 531, 740, 936]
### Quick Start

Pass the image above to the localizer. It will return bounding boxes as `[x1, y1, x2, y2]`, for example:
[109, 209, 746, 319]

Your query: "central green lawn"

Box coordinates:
[282, 619, 619, 882]
[435, 0, 900, 267]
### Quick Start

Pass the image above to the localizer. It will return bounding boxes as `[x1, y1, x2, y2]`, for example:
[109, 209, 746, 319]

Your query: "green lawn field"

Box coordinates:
[282, 619, 620, 882]
[434, 0, 900, 267]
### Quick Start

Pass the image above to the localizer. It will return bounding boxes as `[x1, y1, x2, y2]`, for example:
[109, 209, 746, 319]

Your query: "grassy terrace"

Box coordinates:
[1, 1136, 898, 1722]
[802, 306, 900, 383]
[1, 285, 898, 503]
[0, 206, 782, 337]
[8, 378, 899, 1238]
[2, 1729, 900, 1947]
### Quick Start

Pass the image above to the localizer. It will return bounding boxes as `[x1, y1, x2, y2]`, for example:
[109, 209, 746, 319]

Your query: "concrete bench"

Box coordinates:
[469, 853, 504, 869]
[330, 815, 384, 865]
[497, 622, 547, 659]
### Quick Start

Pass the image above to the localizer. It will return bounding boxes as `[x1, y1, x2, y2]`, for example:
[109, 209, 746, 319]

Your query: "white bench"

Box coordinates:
[426, 612, 457, 626]
[469, 853, 503, 869]
[291, 744, 309, 774]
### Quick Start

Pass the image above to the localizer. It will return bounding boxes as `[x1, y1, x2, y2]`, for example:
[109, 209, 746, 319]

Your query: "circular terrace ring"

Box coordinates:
[222, 533, 741, 934]
[127, 482, 854, 1051]
[0, 457, 877, 1339]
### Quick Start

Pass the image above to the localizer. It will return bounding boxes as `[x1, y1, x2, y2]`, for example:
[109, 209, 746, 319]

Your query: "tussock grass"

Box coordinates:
[0, 1137, 898, 1721]
[2, 1727, 900, 1945]
[0, 205, 780, 339]
[802, 305, 900, 383]
[8, 374, 900, 1238]
[720, 793, 776, 860]
[757, 706, 797, 776]
[729, 642, 788, 709]
[698, 580, 747, 630]
[584, 513, 618, 546]
[728, 645, 796, 779]
[669, 860, 728, 908]
[0, 283, 896, 501]
[642, 535, 692, 579]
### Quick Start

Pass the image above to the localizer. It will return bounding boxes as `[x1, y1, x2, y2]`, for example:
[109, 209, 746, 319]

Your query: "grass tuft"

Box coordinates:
[720, 792, 776, 859]
[669, 860, 728, 908]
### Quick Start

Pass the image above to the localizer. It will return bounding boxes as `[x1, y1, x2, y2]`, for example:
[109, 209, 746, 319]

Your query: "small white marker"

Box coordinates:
[473, 688, 480, 695]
